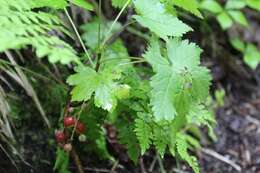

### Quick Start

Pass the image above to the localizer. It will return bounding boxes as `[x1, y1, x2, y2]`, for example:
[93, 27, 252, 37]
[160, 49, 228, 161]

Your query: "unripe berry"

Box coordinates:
[78, 134, 87, 142]
[63, 143, 72, 152]
[64, 116, 76, 127]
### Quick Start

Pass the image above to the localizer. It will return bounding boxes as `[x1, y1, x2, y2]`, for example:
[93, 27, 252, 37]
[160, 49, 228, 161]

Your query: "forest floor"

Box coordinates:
[200, 87, 260, 173]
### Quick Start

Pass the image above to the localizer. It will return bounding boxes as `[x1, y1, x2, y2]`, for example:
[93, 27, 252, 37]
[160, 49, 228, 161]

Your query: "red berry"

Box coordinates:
[64, 116, 76, 127]
[76, 122, 85, 134]
[55, 130, 66, 143]
[63, 143, 72, 152]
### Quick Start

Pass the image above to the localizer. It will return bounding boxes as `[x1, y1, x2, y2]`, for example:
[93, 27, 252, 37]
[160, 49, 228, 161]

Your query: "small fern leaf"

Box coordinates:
[0, 0, 79, 64]
[176, 133, 200, 173]
[134, 113, 152, 155]
[117, 122, 140, 163]
[187, 104, 216, 126]
[153, 125, 168, 157]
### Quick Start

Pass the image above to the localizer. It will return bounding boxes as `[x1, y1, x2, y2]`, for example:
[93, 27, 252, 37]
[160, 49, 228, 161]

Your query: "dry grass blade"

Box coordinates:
[4, 51, 51, 128]
[0, 85, 14, 140]
[0, 85, 18, 170]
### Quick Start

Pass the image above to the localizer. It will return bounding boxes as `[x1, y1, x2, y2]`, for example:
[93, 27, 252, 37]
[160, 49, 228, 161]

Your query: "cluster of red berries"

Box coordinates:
[55, 116, 86, 152]
[63, 116, 86, 134]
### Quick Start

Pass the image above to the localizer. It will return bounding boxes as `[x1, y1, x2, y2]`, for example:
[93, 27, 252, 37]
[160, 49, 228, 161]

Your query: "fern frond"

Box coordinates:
[117, 121, 140, 163]
[153, 125, 168, 157]
[187, 104, 216, 126]
[176, 133, 200, 173]
[0, 0, 79, 64]
[134, 113, 152, 154]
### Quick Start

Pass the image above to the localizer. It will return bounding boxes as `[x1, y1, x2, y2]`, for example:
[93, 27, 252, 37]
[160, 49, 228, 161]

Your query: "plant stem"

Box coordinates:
[64, 8, 94, 68]
[101, 20, 136, 46]
[98, 0, 102, 50]
[95, 0, 102, 72]
[99, 56, 143, 64]
[71, 148, 85, 173]
[157, 154, 166, 173]
[101, 0, 131, 47]
[118, 60, 146, 66]
[126, 26, 150, 41]
[70, 102, 89, 141]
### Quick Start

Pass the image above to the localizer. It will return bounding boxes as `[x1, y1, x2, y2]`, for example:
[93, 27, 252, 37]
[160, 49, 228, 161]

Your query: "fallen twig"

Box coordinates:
[139, 156, 147, 173]
[157, 153, 166, 173]
[110, 160, 119, 173]
[84, 167, 110, 172]
[246, 116, 260, 125]
[148, 155, 157, 172]
[201, 148, 242, 172]
[171, 168, 190, 173]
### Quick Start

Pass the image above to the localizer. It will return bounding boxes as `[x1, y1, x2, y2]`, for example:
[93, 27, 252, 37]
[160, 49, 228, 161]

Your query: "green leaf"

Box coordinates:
[228, 10, 248, 27]
[225, 0, 246, 9]
[162, 1, 178, 16]
[217, 11, 233, 30]
[115, 84, 131, 99]
[172, 0, 203, 18]
[70, 0, 93, 10]
[187, 104, 216, 126]
[184, 134, 201, 149]
[144, 38, 211, 121]
[135, 113, 152, 154]
[133, 0, 192, 40]
[67, 66, 128, 111]
[54, 148, 71, 173]
[153, 125, 168, 156]
[67, 66, 100, 102]
[143, 38, 169, 72]
[94, 81, 117, 111]
[117, 120, 140, 163]
[111, 0, 132, 8]
[190, 67, 212, 102]
[176, 133, 200, 173]
[246, 0, 260, 11]
[244, 43, 260, 69]
[166, 39, 202, 71]
[215, 88, 226, 107]
[80, 111, 114, 160]
[230, 38, 245, 52]
[150, 66, 179, 121]
[94, 68, 124, 111]
[200, 0, 223, 13]
[31, 0, 68, 9]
